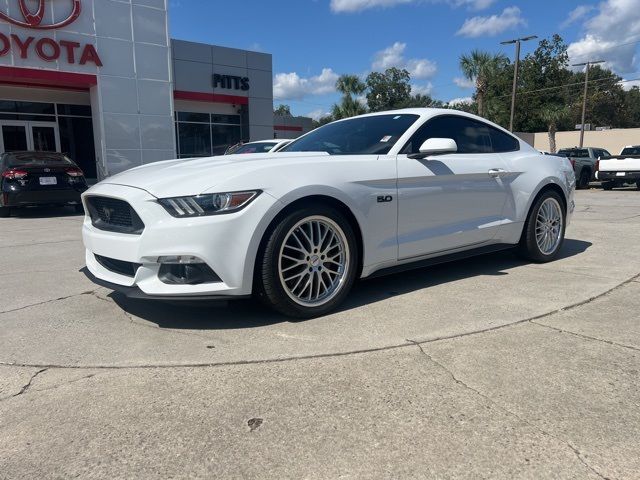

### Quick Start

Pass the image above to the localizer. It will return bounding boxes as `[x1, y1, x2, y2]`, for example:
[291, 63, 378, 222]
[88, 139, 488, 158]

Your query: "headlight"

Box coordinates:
[158, 191, 261, 218]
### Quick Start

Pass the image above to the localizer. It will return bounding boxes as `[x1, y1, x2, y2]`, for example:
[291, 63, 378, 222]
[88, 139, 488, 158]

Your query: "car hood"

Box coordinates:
[98, 152, 330, 198]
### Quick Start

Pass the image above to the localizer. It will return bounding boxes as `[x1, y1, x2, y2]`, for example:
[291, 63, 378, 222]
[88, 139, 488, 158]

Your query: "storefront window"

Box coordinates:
[175, 111, 243, 158]
[178, 122, 212, 157]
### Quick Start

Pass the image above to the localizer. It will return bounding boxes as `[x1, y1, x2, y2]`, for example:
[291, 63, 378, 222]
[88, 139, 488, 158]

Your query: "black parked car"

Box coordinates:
[0, 151, 88, 217]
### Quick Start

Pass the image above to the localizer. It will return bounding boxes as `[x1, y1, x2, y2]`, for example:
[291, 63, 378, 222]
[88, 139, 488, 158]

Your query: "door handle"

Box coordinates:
[488, 168, 508, 178]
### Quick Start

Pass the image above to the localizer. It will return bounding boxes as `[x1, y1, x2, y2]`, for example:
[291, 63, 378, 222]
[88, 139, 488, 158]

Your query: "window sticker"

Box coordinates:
[393, 116, 401, 120]
[380, 135, 393, 143]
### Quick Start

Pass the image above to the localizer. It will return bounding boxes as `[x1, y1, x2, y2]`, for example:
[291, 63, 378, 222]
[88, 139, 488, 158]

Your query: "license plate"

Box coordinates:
[616, 172, 626, 177]
[39, 176, 57, 185]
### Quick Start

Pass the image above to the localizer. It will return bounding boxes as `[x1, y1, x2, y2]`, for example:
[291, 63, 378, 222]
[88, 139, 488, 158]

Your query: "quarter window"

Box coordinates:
[402, 115, 520, 155]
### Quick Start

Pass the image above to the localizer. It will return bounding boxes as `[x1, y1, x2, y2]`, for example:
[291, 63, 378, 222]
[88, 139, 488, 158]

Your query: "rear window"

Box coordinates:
[5, 152, 74, 167]
[558, 148, 589, 158]
[621, 147, 640, 156]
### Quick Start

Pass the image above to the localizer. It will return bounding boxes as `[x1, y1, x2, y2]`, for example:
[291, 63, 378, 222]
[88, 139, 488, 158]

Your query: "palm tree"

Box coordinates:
[539, 105, 568, 154]
[336, 74, 366, 98]
[459, 50, 508, 117]
[332, 75, 367, 119]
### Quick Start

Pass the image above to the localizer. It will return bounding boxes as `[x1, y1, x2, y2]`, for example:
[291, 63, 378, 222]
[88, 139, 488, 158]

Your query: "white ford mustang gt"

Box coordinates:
[82, 109, 576, 318]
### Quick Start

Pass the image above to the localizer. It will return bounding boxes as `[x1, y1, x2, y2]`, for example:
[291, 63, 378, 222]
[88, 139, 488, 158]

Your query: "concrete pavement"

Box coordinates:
[0, 188, 639, 479]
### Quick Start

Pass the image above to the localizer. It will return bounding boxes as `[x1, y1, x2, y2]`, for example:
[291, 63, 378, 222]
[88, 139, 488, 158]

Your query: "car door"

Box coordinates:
[396, 114, 511, 260]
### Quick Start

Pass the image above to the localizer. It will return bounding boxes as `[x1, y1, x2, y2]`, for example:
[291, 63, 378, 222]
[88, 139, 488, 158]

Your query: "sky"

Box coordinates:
[168, 0, 640, 119]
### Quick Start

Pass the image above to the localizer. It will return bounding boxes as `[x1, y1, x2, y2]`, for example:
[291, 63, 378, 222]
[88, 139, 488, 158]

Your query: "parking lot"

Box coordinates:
[1, 188, 639, 479]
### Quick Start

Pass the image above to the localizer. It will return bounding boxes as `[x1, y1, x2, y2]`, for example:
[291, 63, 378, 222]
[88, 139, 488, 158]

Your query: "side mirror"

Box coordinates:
[408, 138, 458, 159]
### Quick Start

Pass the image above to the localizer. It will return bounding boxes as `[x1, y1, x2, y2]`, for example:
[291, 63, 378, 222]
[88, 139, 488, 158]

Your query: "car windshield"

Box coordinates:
[621, 147, 640, 155]
[232, 142, 277, 154]
[5, 152, 74, 167]
[558, 148, 589, 158]
[282, 114, 420, 155]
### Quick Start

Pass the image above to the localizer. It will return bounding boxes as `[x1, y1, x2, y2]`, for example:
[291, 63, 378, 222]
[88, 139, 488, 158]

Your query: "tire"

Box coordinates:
[577, 169, 590, 189]
[636, 180, 640, 191]
[517, 190, 566, 263]
[74, 204, 85, 214]
[256, 204, 359, 318]
[0, 207, 9, 218]
[602, 182, 614, 191]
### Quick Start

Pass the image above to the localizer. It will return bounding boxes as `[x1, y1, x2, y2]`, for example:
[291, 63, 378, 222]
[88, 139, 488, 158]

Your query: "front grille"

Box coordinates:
[86, 196, 145, 235]
[95, 255, 141, 278]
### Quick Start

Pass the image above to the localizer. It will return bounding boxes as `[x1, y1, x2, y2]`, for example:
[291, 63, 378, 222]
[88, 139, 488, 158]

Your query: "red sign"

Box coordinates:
[0, 1, 103, 67]
[0, 0, 81, 30]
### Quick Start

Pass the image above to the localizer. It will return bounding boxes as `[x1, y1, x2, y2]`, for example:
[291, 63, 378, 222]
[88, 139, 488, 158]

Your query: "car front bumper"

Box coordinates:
[82, 183, 280, 298]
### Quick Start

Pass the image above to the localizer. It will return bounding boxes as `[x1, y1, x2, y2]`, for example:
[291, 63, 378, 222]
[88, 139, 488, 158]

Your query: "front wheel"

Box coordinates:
[0, 207, 10, 218]
[517, 190, 566, 263]
[602, 182, 614, 190]
[257, 205, 359, 318]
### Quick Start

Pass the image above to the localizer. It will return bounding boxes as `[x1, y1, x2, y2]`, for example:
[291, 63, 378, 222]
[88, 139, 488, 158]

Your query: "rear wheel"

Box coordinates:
[636, 180, 640, 190]
[517, 190, 566, 263]
[74, 204, 84, 214]
[577, 169, 591, 189]
[257, 205, 359, 318]
[0, 207, 9, 218]
[602, 181, 614, 190]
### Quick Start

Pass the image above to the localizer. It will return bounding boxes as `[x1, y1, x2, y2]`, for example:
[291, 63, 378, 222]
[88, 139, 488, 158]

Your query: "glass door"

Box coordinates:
[30, 122, 60, 152]
[0, 121, 61, 153]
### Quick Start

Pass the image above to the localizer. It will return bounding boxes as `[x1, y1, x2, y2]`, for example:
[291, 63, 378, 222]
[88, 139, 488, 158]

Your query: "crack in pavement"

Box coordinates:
[0, 239, 81, 249]
[530, 320, 640, 352]
[407, 341, 610, 480]
[0, 368, 48, 402]
[0, 290, 99, 315]
[1, 273, 639, 371]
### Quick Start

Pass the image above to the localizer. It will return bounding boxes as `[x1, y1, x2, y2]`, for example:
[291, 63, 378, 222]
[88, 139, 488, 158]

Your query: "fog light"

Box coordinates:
[157, 255, 204, 265]
[158, 259, 221, 285]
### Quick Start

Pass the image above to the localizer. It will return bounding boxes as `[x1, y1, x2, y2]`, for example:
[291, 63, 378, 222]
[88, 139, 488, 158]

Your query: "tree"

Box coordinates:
[459, 50, 508, 117]
[331, 74, 367, 119]
[400, 92, 443, 109]
[365, 67, 413, 112]
[274, 104, 292, 116]
[539, 104, 568, 153]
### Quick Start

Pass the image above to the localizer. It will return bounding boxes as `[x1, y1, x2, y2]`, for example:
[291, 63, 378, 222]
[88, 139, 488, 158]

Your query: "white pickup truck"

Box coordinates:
[596, 146, 640, 190]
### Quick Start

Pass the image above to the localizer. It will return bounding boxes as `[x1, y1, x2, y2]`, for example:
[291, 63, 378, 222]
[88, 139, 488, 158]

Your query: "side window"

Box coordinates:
[402, 115, 494, 155]
[488, 126, 520, 153]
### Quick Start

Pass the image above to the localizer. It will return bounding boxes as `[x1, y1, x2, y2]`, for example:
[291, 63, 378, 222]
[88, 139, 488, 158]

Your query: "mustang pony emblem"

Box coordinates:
[0, 0, 81, 30]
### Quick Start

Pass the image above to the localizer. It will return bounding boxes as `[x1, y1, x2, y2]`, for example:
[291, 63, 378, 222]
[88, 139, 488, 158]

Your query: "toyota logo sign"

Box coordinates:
[0, 0, 81, 30]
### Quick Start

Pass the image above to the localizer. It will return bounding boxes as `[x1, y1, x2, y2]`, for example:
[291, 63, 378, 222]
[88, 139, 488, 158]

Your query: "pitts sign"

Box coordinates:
[0, 0, 103, 67]
[213, 74, 250, 91]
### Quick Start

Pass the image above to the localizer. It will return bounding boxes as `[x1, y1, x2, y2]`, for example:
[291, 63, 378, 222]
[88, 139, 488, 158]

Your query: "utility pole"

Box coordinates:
[501, 35, 537, 132]
[572, 60, 604, 148]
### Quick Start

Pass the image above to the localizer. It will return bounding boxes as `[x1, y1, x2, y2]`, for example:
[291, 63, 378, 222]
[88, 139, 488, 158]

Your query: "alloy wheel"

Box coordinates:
[278, 216, 350, 307]
[535, 198, 563, 255]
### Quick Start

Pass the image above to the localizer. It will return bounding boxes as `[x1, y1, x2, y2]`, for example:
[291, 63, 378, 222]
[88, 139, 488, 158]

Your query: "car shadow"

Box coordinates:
[109, 238, 592, 331]
[6, 206, 83, 219]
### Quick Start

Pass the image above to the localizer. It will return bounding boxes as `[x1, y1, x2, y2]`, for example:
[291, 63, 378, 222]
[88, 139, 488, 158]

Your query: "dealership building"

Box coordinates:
[0, 0, 309, 180]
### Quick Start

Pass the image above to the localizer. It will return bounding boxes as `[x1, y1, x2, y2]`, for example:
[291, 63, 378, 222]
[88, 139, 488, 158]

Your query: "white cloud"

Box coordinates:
[560, 5, 594, 29]
[372, 42, 437, 79]
[447, 96, 474, 105]
[568, 0, 640, 74]
[411, 83, 434, 96]
[273, 68, 339, 100]
[330, 0, 494, 13]
[453, 76, 475, 88]
[621, 79, 640, 91]
[306, 109, 332, 120]
[456, 6, 526, 38]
